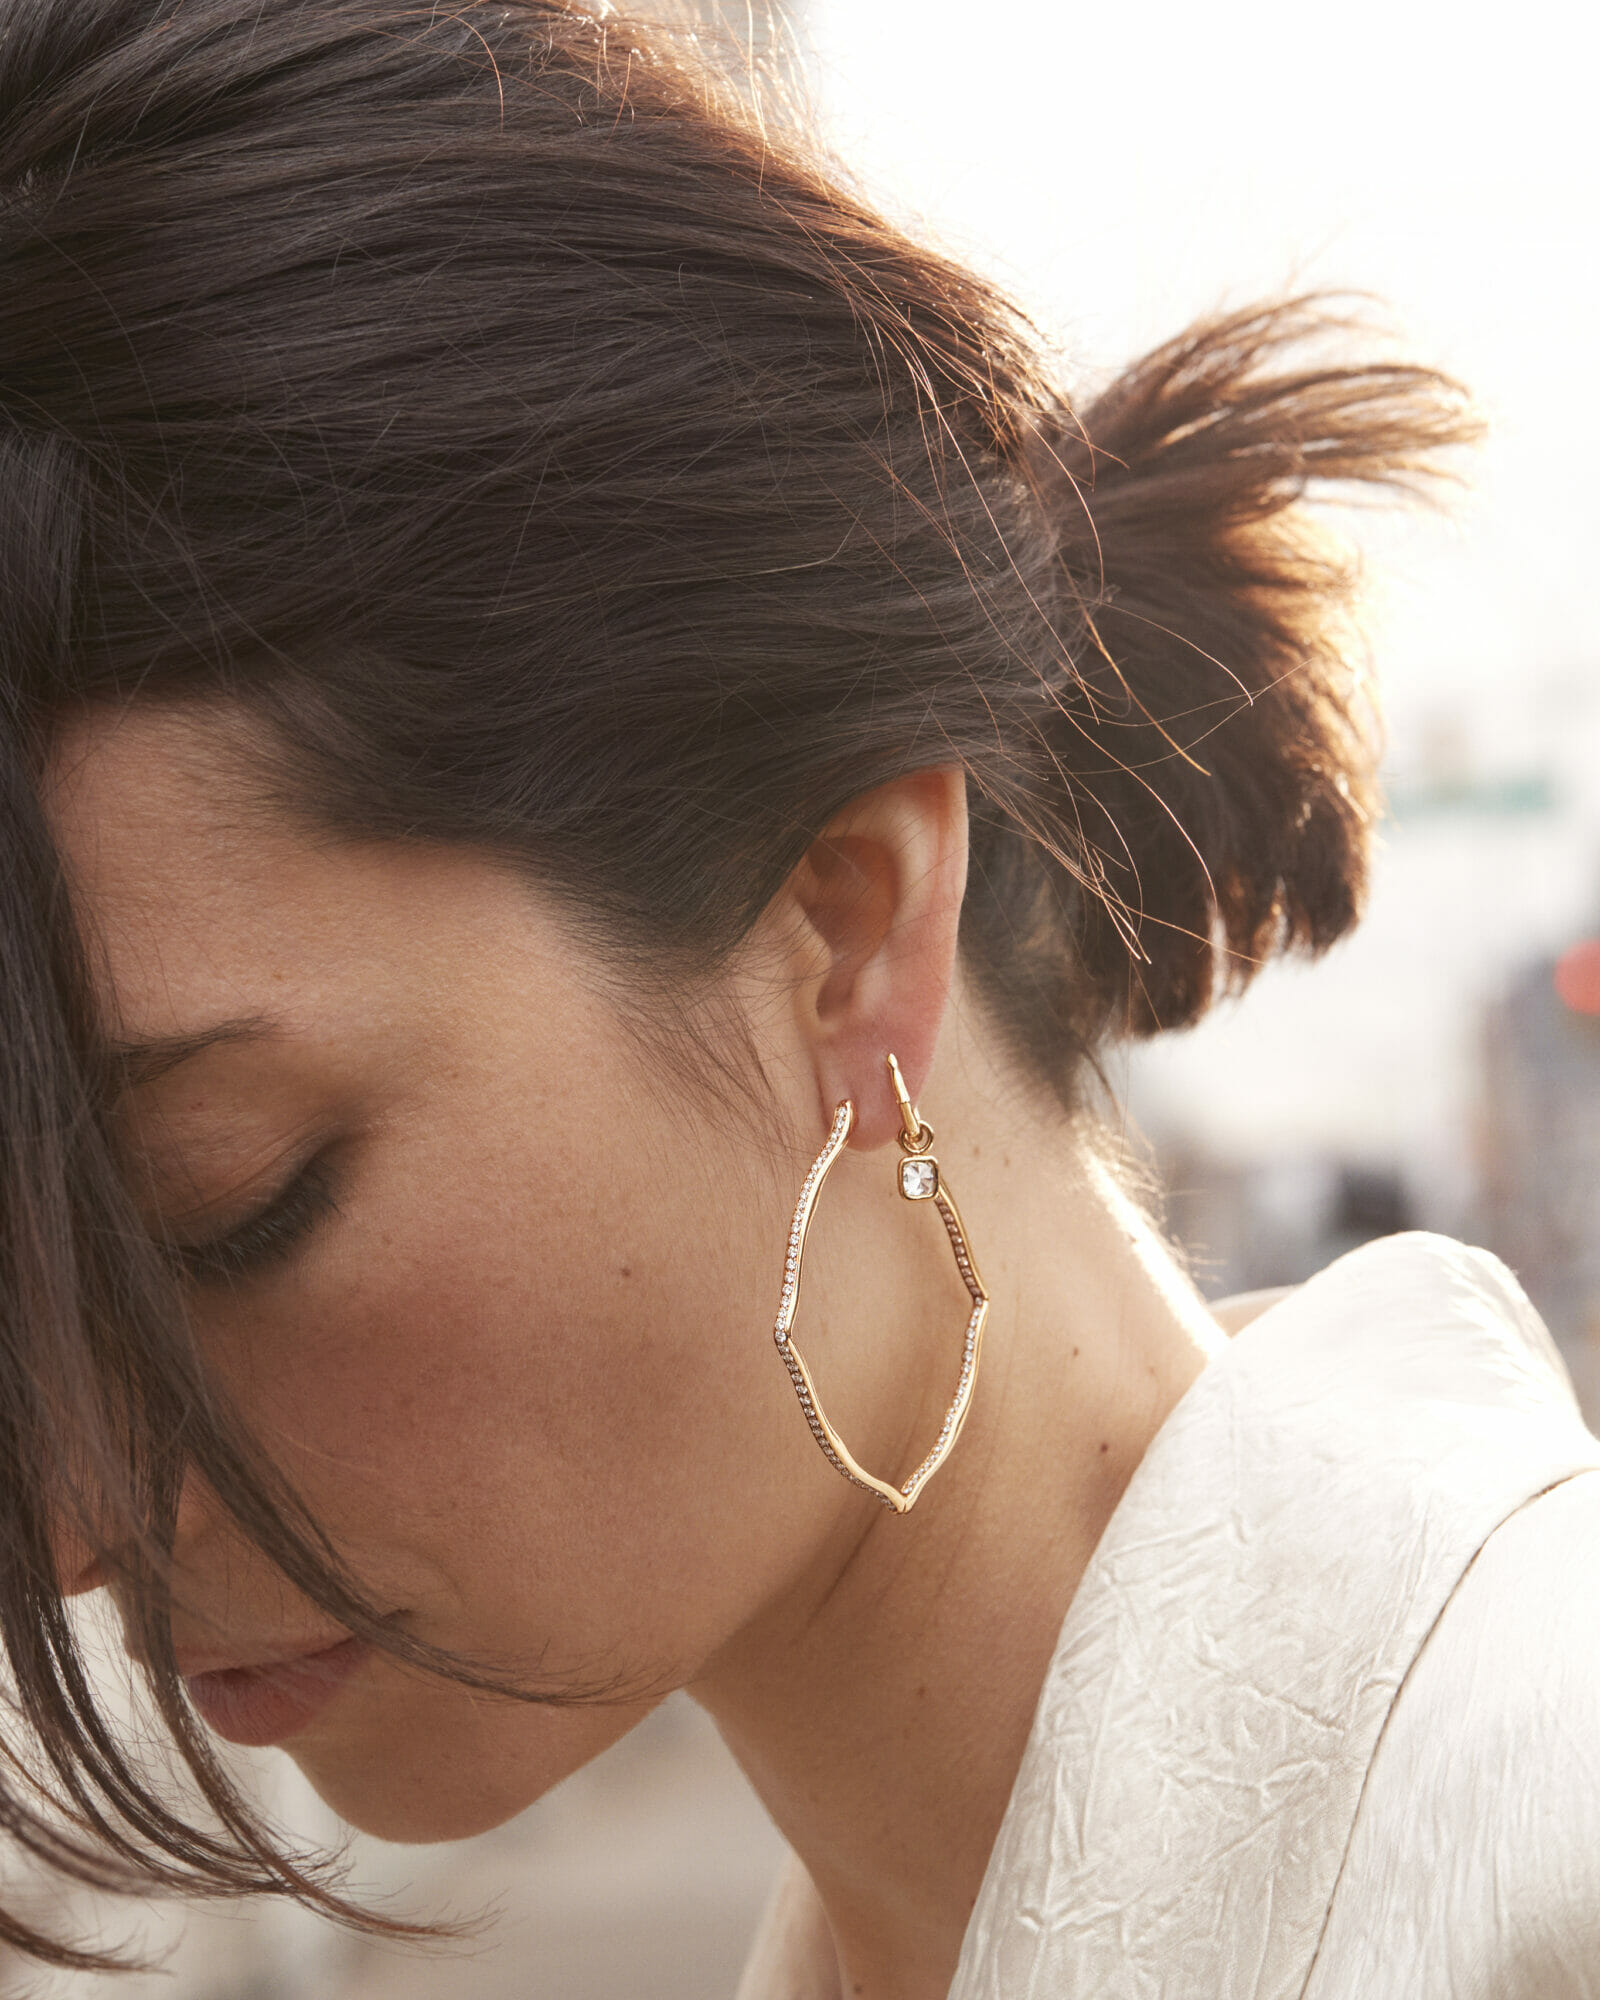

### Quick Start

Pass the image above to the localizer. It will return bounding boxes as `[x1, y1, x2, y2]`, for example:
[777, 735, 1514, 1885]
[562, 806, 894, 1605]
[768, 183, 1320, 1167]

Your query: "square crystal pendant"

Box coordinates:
[900, 1155, 940, 1201]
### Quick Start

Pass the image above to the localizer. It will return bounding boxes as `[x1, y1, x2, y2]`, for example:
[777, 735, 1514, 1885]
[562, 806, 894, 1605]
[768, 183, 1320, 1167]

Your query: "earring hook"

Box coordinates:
[885, 1051, 934, 1155]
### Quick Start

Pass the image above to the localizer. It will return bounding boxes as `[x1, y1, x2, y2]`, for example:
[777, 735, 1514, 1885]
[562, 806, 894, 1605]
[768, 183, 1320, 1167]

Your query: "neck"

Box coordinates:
[692, 1008, 1225, 2000]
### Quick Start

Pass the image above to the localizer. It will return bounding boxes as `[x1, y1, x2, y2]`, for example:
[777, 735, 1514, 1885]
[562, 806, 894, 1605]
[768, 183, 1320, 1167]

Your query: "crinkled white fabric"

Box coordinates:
[949, 1233, 1600, 2000]
[1306, 1470, 1600, 1999]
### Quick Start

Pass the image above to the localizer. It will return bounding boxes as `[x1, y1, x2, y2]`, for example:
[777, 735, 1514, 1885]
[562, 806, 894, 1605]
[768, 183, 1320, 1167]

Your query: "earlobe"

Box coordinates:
[782, 767, 968, 1149]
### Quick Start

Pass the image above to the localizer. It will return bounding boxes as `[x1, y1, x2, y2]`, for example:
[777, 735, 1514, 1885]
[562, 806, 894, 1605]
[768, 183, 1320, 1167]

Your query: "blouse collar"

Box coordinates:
[950, 1232, 1600, 2000]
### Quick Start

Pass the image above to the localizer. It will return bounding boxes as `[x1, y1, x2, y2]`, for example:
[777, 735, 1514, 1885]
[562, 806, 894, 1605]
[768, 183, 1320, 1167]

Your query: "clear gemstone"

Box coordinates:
[900, 1156, 939, 1201]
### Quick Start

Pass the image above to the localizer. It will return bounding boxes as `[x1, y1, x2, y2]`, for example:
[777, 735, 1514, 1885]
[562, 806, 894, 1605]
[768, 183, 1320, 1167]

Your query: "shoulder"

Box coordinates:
[1310, 1469, 1600, 1997]
[1288, 1230, 1567, 1367]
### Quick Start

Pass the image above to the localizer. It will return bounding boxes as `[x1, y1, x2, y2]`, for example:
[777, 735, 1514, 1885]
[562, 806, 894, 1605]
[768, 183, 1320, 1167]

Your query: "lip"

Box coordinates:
[183, 1636, 370, 1747]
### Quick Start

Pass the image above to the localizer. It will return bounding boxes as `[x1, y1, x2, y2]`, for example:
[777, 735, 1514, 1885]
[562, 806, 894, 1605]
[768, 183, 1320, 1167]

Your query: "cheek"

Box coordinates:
[203, 1108, 808, 1687]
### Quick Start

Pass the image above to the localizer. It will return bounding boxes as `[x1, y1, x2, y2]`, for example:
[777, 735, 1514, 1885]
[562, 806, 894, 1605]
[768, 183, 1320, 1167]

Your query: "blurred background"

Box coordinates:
[8, 0, 1597, 1993]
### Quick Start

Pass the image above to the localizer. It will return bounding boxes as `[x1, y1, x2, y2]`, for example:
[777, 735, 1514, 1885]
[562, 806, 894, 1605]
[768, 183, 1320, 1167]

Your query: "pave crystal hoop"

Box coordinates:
[772, 1053, 990, 1514]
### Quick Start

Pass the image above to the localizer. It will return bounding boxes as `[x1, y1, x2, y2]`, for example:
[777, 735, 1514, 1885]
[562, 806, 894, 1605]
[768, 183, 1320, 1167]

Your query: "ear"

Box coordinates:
[779, 767, 967, 1150]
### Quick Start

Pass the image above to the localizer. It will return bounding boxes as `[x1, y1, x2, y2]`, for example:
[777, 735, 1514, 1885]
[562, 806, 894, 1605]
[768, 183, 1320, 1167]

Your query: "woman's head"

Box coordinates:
[42, 698, 974, 1847]
[0, 0, 1473, 1963]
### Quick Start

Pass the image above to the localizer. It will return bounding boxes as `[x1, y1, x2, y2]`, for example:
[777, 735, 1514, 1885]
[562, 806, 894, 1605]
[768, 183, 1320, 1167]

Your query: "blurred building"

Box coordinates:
[1148, 915, 1600, 1433]
[1156, 1145, 1417, 1301]
[1129, 669, 1600, 1310]
[1481, 937, 1600, 1360]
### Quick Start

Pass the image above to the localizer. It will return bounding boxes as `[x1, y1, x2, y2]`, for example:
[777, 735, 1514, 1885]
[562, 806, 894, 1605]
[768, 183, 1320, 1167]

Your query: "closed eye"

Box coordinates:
[168, 1157, 341, 1286]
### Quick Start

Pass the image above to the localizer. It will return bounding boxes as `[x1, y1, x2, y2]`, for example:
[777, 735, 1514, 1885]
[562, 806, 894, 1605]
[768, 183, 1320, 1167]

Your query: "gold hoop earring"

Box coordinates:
[772, 1053, 989, 1515]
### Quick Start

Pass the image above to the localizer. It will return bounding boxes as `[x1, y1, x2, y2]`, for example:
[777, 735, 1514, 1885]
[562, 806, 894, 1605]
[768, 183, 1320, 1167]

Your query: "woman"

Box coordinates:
[1, 2, 1595, 1994]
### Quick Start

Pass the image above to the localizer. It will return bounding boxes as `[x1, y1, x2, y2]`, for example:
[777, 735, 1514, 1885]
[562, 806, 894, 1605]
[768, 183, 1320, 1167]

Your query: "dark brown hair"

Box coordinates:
[0, 0, 1474, 1965]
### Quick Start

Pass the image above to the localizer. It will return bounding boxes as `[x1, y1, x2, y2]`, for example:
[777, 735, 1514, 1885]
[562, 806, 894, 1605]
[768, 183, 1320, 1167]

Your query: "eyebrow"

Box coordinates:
[105, 1016, 277, 1090]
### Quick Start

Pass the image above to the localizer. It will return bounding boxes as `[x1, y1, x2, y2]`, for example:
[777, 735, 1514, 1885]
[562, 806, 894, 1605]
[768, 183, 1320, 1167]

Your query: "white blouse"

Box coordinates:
[951, 1232, 1600, 1999]
[740, 1232, 1600, 1998]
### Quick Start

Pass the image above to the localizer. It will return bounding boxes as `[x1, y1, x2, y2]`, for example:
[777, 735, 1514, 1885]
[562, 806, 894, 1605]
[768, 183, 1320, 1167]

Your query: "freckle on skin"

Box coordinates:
[1099, 1441, 1109, 1454]
[618, 1265, 631, 1279]
[1071, 1346, 1080, 1359]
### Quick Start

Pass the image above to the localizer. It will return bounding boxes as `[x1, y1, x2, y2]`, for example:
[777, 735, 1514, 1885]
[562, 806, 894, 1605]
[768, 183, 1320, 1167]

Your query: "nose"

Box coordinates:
[62, 1555, 109, 1596]
[55, 1470, 223, 1599]
[53, 1515, 112, 1597]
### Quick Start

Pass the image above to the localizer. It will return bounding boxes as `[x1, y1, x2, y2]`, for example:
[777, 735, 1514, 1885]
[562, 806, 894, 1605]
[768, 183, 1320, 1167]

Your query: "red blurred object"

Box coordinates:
[1554, 939, 1600, 1015]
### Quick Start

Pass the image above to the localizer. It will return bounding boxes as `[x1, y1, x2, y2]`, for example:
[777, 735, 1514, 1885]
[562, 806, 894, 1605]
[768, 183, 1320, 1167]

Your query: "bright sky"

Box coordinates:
[805, 0, 1599, 736]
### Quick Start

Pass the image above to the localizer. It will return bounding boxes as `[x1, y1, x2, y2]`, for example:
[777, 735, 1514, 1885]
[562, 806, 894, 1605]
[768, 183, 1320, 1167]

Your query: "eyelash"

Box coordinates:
[172, 1159, 341, 1286]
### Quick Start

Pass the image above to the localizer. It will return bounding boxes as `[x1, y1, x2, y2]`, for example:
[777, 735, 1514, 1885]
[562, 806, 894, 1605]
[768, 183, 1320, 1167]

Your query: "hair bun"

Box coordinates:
[962, 299, 1478, 1088]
